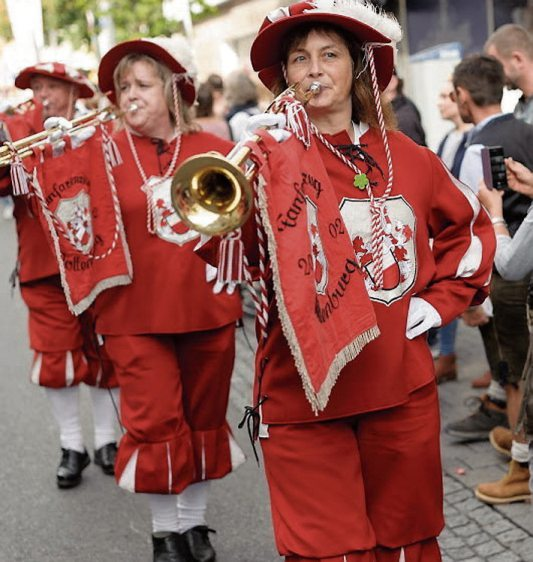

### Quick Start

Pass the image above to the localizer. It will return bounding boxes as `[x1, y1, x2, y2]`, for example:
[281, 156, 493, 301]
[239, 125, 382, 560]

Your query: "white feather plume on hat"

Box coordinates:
[147, 34, 198, 83]
[307, 0, 402, 44]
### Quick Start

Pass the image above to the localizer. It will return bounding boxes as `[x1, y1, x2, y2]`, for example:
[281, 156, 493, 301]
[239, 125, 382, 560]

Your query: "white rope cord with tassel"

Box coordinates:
[126, 75, 183, 235]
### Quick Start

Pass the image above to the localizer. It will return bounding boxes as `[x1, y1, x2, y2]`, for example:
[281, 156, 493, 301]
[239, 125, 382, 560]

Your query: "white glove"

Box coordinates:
[406, 297, 442, 340]
[243, 112, 291, 144]
[206, 263, 238, 295]
[213, 279, 238, 295]
[44, 116, 96, 155]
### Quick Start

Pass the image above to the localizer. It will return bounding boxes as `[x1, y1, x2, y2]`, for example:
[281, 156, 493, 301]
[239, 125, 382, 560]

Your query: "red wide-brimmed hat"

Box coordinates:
[98, 36, 197, 105]
[250, 0, 402, 92]
[15, 62, 95, 99]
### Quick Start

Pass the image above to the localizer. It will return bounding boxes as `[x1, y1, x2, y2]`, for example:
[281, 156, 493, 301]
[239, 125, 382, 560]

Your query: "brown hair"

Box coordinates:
[453, 54, 504, 107]
[195, 82, 214, 118]
[485, 24, 533, 59]
[273, 22, 396, 130]
[113, 53, 196, 133]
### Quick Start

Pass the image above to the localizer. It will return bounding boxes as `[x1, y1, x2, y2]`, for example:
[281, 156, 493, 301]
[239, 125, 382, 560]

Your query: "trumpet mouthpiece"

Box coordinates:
[308, 82, 322, 95]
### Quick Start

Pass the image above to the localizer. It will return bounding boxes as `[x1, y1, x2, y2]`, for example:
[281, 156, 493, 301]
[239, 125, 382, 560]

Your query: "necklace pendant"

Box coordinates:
[353, 173, 369, 190]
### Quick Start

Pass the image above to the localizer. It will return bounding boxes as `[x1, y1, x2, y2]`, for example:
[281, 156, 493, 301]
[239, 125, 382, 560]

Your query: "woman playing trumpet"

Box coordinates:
[0, 63, 120, 490]
[95, 37, 243, 562]
[192, 2, 496, 560]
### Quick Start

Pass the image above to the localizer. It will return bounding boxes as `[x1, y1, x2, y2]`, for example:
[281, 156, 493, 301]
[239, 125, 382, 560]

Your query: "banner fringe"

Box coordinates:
[257, 180, 379, 414]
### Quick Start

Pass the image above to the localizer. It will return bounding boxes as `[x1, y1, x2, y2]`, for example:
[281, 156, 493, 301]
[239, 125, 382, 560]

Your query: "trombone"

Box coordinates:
[171, 82, 321, 236]
[0, 104, 136, 167]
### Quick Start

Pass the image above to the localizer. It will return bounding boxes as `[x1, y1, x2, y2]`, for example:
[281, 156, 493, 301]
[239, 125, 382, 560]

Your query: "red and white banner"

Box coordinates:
[32, 128, 132, 315]
[251, 131, 380, 413]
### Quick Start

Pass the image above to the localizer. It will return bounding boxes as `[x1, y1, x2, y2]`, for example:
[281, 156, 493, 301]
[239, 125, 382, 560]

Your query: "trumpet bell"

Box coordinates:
[171, 152, 253, 235]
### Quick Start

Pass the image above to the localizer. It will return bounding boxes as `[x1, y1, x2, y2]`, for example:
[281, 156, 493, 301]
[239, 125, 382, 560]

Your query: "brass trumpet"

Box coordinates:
[0, 104, 137, 167]
[171, 82, 321, 236]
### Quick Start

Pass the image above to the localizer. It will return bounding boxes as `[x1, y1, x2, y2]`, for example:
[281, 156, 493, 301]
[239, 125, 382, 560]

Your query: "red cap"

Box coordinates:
[98, 37, 197, 105]
[15, 62, 95, 99]
[250, 1, 401, 92]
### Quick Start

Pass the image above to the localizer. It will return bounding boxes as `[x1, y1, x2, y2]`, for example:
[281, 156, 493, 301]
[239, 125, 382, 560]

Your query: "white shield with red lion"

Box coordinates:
[55, 190, 94, 254]
[147, 176, 200, 247]
[340, 195, 417, 305]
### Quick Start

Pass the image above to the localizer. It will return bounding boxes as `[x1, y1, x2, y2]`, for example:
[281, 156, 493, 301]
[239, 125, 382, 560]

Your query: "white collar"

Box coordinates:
[352, 121, 369, 144]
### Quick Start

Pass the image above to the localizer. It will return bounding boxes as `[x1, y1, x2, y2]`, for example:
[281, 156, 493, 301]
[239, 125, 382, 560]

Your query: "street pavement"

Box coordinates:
[0, 215, 533, 561]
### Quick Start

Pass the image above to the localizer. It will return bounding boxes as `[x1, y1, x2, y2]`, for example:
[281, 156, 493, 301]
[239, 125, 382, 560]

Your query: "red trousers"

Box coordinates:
[261, 382, 443, 561]
[104, 323, 244, 494]
[20, 277, 116, 388]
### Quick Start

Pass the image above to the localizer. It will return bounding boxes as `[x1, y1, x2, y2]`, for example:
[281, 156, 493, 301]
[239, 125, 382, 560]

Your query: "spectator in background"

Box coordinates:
[206, 73, 227, 120]
[195, 81, 231, 139]
[485, 24, 533, 125]
[433, 80, 473, 384]
[477, 162, 533, 504]
[445, 54, 533, 504]
[383, 68, 426, 145]
[224, 71, 260, 141]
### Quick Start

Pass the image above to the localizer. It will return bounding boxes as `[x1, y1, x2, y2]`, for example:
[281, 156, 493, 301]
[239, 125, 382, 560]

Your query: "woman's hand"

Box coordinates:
[505, 157, 533, 198]
[477, 178, 504, 218]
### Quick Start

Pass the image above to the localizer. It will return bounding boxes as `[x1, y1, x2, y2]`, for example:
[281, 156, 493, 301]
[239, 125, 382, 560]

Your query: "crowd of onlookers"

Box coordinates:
[392, 23, 533, 509]
[191, 70, 261, 142]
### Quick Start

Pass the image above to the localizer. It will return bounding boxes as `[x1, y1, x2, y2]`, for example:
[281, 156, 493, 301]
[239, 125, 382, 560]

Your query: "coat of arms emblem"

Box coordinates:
[146, 177, 200, 246]
[55, 190, 94, 254]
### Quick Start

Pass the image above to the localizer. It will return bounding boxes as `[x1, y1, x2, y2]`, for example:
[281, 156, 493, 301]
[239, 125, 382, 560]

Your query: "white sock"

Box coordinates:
[487, 380, 507, 404]
[177, 481, 210, 533]
[148, 494, 180, 534]
[90, 386, 120, 449]
[511, 440, 530, 463]
[44, 386, 84, 453]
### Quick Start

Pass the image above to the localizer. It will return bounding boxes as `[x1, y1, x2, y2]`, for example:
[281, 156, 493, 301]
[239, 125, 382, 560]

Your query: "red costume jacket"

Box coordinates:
[249, 127, 495, 424]
[93, 130, 242, 335]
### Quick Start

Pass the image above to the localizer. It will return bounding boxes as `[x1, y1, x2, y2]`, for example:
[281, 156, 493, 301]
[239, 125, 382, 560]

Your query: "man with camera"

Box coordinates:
[444, 53, 533, 504]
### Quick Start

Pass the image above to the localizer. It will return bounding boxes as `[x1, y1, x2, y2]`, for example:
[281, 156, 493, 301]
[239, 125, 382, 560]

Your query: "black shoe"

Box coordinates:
[152, 533, 188, 562]
[94, 442, 117, 475]
[182, 526, 216, 562]
[56, 448, 90, 489]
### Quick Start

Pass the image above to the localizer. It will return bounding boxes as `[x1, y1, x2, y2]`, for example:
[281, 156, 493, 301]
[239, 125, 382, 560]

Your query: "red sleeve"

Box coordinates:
[418, 151, 495, 325]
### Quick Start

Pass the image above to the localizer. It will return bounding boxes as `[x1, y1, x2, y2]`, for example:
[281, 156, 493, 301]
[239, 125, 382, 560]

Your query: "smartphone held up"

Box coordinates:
[481, 146, 508, 191]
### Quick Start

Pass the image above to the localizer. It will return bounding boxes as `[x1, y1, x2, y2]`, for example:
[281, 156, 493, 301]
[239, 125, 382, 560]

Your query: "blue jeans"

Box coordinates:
[439, 318, 458, 357]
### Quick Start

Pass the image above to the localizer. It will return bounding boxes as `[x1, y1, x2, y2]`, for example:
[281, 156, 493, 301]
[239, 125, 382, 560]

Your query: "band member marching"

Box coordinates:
[191, 2, 496, 560]
[95, 37, 244, 562]
[0, 63, 120, 489]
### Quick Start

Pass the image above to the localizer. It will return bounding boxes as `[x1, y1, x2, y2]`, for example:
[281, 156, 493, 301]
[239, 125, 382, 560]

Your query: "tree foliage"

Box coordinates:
[38, 0, 216, 49]
[0, 0, 13, 41]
